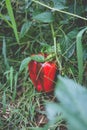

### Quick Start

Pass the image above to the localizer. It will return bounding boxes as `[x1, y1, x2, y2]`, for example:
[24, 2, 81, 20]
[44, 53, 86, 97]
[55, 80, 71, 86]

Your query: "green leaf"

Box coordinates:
[6, 0, 19, 43]
[60, 28, 78, 58]
[52, 0, 67, 10]
[0, 13, 12, 28]
[33, 12, 54, 23]
[55, 75, 87, 130]
[31, 55, 45, 62]
[19, 57, 31, 72]
[76, 27, 87, 83]
[46, 102, 62, 124]
[20, 21, 32, 38]
[46, 103, 59, 120]
[40, 42, 52, 53]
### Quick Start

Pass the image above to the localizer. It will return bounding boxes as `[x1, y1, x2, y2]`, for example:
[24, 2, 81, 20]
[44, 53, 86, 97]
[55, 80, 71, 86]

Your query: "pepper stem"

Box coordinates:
[45, 53, 56, 62]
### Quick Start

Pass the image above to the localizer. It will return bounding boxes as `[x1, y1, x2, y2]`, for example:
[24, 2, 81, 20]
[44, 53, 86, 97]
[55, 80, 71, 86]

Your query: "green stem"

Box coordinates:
[51, 23, 62, 72]
[32, 0, 87, 21]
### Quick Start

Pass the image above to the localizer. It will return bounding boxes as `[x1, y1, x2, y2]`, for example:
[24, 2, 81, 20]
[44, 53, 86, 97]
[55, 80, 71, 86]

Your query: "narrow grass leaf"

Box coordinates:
[12, 72, 18, 101]
[2, 91, 6, 113]
[6, 0, 19, 43]
[2, 37, 9, 69]
[76, 27, 87, 83]
[9, 66, 14, 91]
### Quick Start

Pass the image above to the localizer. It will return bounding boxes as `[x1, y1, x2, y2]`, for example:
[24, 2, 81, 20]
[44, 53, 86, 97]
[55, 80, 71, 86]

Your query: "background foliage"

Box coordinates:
[46, 76, 87, 130]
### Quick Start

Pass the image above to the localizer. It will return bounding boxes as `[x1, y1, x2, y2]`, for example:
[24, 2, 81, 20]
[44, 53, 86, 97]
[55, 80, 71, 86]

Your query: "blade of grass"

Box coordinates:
[6, 0, 19, 43]
[2, 91, 6, 113]
[76, 27, 87, 84]
[2, 37, 9, 69]
[9, 66, 14, 91]
[12, 72, 18, 101]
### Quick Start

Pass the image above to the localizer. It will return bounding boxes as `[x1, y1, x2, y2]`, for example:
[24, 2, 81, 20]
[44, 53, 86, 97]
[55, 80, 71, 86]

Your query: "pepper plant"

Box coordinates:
[46, 76, 87, 130]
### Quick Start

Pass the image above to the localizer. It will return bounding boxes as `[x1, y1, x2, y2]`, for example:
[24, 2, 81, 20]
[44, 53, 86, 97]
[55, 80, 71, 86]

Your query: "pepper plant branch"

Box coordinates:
[50, 24, 56, 55]
[51, 23, 62, 72]
[32, 0, 87, 21]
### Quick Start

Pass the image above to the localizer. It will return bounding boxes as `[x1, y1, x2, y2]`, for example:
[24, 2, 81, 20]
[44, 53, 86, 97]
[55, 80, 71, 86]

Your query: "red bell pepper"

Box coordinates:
[28, 54, 57, 92]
